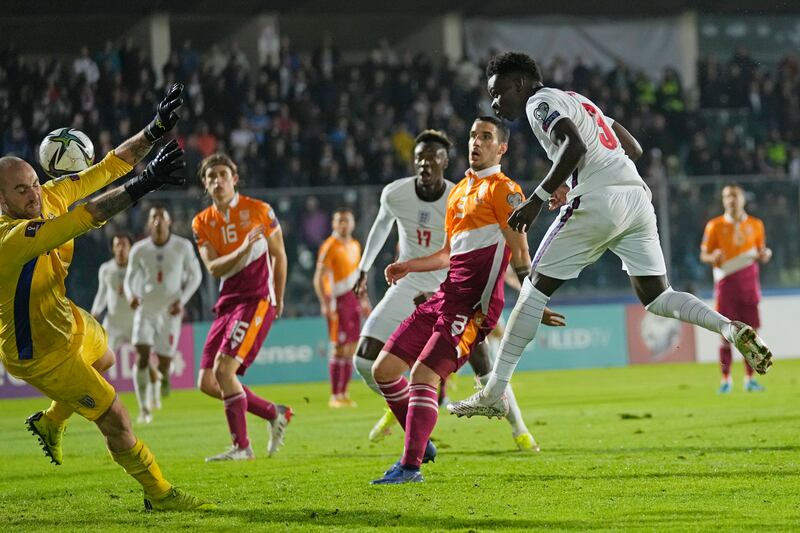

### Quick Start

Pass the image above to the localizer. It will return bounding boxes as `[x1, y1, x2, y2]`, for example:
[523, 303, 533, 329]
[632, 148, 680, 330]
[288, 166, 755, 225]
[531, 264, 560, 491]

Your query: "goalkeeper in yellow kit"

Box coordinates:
[0, 84, 212, 511]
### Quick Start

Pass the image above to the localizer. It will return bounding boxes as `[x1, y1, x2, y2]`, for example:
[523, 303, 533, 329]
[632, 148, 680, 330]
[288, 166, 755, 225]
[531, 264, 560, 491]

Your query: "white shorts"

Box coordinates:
[103, 319, 133, 352]
[360, 283, 428, 344]
[131, 309, 182, 357]
[533, 185, 667, 280]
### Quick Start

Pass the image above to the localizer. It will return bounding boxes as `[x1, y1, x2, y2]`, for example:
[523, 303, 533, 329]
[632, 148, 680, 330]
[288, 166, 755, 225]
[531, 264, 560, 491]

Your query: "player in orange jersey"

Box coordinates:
[192, 153, 292, 461]
[314, 207, 370, 408]
[370, 116, 533, 484]
[701, 184, 771, 393]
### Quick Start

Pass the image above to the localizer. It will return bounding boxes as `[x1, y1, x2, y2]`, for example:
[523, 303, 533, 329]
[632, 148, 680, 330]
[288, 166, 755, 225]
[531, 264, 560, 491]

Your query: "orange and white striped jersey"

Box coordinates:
[701, 214, 765, 283]
[444, 165, 524, 313]
[317, 235, 361, 298]
[192, 193, 280, 309]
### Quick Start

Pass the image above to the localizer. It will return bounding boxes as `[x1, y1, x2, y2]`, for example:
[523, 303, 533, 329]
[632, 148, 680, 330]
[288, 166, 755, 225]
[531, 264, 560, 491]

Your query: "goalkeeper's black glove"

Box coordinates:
[124, 139, 186, 202]
[144, 83, 184, 143]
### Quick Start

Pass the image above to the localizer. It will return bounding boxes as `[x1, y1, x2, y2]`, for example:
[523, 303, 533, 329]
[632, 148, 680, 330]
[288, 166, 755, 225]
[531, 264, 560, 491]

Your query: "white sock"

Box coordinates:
[479, 373, 527, 435]
[645, 287, 734, 341]
[151, 375, 162, 408]
[134, 367, 150, 413]
[354, 355, 381, 395]
[484, 278, 549, 401]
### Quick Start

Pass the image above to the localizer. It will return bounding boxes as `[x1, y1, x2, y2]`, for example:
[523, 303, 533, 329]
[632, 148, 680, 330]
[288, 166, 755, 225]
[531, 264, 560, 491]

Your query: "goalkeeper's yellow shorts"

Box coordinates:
[4, 309, 115, 421]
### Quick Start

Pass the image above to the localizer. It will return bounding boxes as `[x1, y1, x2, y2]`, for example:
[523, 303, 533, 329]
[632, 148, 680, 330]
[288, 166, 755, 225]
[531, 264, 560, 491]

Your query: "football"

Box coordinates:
[38, 127, 95, 178]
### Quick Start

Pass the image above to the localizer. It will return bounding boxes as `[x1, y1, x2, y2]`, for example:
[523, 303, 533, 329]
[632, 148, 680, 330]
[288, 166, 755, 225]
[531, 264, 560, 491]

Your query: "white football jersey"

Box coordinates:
[526, 87, 644, 199]
[91, 259, 134, 326]
[124, 235, 203, 313]
[358, 176, 454, 292]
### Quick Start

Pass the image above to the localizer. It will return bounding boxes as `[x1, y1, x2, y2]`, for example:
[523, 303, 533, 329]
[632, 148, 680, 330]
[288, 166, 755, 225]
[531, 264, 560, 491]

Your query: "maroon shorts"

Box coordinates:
[328, 292, 361, 346]
[201, 297, 276, 375]
[384, 290, 497, 380]
[717, 293, 760, 330]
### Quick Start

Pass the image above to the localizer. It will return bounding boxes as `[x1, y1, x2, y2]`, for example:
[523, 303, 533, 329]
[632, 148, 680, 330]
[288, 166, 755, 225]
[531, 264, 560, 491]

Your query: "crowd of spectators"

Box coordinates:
[2, 39, 799, 189]
[0, 37, 798, 317]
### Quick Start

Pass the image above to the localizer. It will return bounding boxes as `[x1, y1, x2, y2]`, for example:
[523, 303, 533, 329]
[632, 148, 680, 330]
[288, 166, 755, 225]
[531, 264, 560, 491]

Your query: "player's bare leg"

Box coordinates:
[634, 275, 773, 374]
[470, 342, 539, 452]
[197, 368, 222, 399]
[133, 344, 153, 424]
[354, 336, 383, 393]
[449, 274, 563, 418]
[96, 395, 212, 510]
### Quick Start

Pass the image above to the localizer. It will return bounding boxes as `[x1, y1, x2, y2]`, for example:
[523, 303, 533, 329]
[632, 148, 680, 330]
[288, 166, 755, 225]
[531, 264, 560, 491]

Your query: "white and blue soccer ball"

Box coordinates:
[38, 127, 95, 178]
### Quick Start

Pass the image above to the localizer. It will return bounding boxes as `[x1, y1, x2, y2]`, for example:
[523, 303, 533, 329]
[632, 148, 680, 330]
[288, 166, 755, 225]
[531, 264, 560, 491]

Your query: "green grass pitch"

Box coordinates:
[1, 360, 799, 532]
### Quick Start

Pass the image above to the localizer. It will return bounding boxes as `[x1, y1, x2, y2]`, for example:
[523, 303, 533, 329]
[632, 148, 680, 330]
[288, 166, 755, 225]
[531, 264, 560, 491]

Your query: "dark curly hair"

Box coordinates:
[486, 52, 542, 83]
[414, 129, 453, 150]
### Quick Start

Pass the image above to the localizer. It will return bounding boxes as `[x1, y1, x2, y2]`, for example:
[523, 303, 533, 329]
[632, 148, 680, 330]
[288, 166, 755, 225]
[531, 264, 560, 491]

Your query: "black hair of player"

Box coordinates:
[414, 129, 453, 151]
[486, 52, 543, 84]
[110, 231, 134, 250]
[475, 116, 510, 143]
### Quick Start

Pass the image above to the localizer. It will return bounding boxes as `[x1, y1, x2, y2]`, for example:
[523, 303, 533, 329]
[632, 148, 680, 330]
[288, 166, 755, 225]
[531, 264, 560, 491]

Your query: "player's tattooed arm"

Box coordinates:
[113, 132, 155, 166]
[84, 186, 135, 222]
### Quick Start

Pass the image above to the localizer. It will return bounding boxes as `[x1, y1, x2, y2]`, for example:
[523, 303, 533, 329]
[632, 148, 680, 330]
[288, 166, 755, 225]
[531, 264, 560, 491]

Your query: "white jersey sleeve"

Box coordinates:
[91, 262, 109, 316]
[123, 243, 143, 302]
[357, 186, 397, 274]
[179, 238, 203, 306]
[526, 87, 643, 199]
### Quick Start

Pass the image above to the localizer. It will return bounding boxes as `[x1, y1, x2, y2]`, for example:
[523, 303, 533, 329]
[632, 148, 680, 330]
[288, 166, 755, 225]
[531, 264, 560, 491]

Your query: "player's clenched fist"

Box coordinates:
[508, 196, 544, 233]
[384, 261, 410, 285]
[145, 83, 184, 143]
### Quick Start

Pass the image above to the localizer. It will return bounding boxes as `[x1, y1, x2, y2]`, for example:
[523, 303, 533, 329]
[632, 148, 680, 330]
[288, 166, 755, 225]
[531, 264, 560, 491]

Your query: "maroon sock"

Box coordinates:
[338, 358, 353, 396]
[402, 383, 439, 468]
[243, 385, 276, 420]
[223, 392, 250, 449]
[329, 359, 341, 396]
[377, 377, 409, 430]
[744, 359, 754, 378]
[720, 342, 732, 378]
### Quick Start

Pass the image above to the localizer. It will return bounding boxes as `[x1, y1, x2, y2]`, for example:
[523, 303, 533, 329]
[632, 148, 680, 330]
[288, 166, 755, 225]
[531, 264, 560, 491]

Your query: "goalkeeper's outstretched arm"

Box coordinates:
[114, 83, 184, 167]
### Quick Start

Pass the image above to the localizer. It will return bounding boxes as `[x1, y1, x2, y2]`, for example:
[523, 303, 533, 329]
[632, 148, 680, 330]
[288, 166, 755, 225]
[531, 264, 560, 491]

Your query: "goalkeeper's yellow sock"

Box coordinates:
[109, 439, 172, 498]
[44, 400, 73, 426]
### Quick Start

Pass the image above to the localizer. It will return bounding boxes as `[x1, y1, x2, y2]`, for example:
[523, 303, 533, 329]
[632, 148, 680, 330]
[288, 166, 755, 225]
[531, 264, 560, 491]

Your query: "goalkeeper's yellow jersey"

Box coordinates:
[0, 152, 132, 377]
